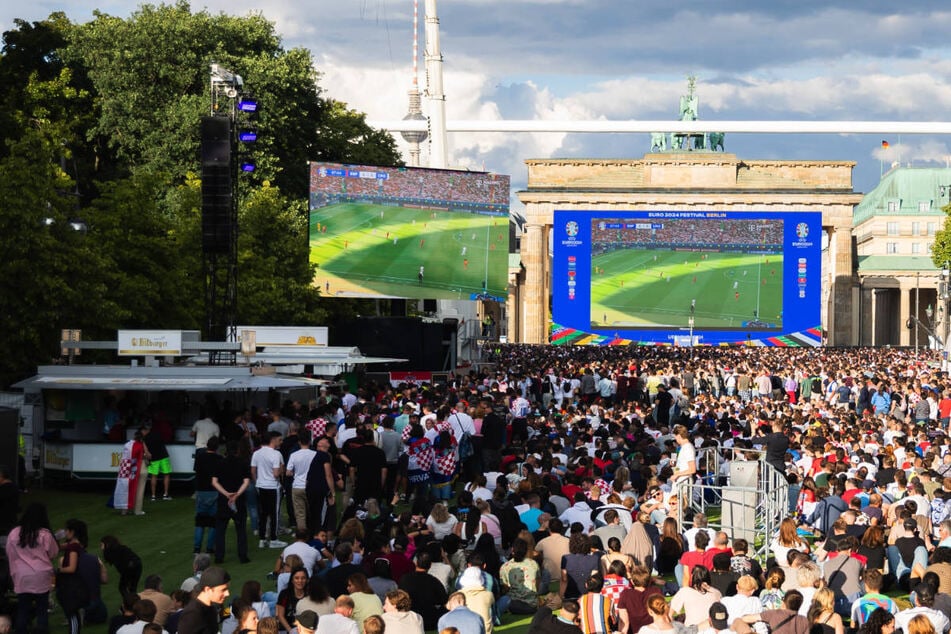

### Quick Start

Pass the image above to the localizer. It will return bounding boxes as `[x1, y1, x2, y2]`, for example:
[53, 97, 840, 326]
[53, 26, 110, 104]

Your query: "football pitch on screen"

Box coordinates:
[590, 249, 784, 330]
[309, 202, 508, 299]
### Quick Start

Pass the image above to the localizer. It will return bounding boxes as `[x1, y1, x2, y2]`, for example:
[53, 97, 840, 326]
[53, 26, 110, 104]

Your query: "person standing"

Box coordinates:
[349, 427, 387, 506]
[193, 436, 223, 554]
[251, 432, 287, 549]
[305, 436, 336, 536]
[286, 430, 316, 533]
[212, 441, 251, 565]
[143, 423, 172, 502]
[191, 408, 220, 451]
[113, 430, 149, 516]
[0, 464, 20, 545]
[5, 503, 58, 634]
[671, 424, 697, 485]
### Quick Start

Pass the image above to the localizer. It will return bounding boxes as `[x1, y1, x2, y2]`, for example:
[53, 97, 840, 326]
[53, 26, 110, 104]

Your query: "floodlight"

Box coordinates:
[239, 130, 258, 143]
[240, 163, 256, 172]
[238, 100, 257, 113]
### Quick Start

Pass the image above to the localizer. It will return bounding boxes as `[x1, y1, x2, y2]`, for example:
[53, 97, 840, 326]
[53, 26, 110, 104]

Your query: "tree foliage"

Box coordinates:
[0, 3, 402, 386]
[932, 201, 951, 270]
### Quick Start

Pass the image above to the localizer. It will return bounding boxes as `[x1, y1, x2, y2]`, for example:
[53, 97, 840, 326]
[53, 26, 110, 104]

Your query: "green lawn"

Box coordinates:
[590, 249, 784, 330]
[309, 203, 508, 300]
[18, 483, 536, 634]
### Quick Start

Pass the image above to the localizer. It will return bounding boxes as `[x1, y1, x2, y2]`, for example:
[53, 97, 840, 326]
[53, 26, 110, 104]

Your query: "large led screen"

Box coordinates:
[552, 210, 822, 346]
[309, 163, 510, 300]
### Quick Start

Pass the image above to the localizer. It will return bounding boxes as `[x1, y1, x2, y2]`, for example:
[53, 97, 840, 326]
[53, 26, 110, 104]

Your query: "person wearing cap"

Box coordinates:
[701, 601, 735, 634]
[177, 566, 230, 634]
[458, 566, 494, 634]
[312, 597, 359, 634]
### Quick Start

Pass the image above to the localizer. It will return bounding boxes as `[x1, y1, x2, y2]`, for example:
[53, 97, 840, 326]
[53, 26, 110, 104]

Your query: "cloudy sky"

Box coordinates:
[6, 1, 951, 200]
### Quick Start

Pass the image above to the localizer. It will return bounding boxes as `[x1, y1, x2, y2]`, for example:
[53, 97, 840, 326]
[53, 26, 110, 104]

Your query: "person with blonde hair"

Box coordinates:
[720, 575, 762, 623]
[907, 614, 937, 634]
[427, 503, 459, 540]
[807, 587, 845, 634]
[363, 615, 386, 634]
[795, 561, 822, 616]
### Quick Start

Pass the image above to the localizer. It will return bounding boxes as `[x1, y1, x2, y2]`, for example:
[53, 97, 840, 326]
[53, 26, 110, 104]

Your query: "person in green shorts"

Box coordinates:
[143, 423, 172, 501]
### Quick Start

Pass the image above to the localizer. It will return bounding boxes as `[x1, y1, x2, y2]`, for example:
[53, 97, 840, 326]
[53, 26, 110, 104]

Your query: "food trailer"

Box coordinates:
[12, 328, 405, 481]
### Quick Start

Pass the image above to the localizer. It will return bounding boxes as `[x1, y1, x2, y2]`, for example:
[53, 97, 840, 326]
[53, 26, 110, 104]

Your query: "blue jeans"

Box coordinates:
[886, 544, 928, 581]
[245, 483, 259, 532]
[194, 490, 218, 551]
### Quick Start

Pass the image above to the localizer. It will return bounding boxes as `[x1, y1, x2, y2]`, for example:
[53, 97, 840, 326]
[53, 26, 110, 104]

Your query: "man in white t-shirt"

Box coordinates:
[276, 530, 320, 576]
[285, 429, 317, 532]
[251, 431, 286, 549]
[672, 424, 697, 483]
[340, 385, 357, 413]
[190, 411, 219, 449]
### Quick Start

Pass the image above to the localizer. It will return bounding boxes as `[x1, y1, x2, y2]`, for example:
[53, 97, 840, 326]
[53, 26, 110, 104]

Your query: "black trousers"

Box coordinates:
[215, 506, 248, 563]
[257, 487, 280, 541]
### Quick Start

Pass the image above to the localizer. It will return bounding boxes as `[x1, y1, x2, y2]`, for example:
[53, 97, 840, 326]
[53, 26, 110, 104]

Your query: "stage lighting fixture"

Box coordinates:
[238, 99, 257, 113]
[239, 130, 258, 143]
[240, 163, 256, 172]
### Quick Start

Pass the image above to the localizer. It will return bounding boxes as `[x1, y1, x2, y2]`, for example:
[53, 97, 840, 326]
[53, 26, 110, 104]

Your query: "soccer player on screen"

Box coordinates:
[418, 266, 424, 284]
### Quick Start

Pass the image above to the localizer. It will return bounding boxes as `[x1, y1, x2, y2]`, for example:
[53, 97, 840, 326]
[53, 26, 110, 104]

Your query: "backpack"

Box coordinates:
[562, 380, 572, 393]
[811, 377, 822, 393]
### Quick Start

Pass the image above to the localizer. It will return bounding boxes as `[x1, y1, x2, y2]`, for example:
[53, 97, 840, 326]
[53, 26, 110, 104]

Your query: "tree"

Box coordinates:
[0, 4, 403, 386]
[932, 200, 951, 271]
[65, 1, 402, 200]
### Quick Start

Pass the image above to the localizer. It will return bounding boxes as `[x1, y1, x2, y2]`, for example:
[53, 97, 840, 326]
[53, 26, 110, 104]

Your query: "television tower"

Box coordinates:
[400, 0, 428, 166]
[423, 0, 448, 168]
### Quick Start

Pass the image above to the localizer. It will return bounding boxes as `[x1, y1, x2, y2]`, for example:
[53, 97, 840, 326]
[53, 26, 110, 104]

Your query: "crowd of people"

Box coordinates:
[3, 342, 951, 634]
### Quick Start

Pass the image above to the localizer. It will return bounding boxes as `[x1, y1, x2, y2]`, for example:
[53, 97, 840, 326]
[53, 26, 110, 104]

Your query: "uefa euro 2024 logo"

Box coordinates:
[565, 221, 579, 238]
[796, 223, 809, 239]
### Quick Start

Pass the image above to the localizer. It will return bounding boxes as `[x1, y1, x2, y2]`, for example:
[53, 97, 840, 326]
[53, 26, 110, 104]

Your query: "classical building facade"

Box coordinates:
[511, 152, 864, 345]
[854, 167, 951, 347]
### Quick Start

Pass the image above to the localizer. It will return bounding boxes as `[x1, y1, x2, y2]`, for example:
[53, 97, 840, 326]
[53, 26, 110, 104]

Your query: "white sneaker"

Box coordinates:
[268, 540, 287, 548]
[259, 539, 267, 548]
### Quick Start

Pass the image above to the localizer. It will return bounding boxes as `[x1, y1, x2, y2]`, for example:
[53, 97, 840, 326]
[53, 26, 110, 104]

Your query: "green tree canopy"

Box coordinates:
[0, 3, 402, 386]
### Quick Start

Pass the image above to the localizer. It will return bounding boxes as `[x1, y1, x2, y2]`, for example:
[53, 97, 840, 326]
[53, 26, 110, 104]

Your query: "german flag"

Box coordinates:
[882, 140, 889, 148]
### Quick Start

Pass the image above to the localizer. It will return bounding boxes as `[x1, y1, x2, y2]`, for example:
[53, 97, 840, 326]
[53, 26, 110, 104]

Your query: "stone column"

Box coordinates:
[899, 287, 911, 347]
[828, 225, 854, 345]
[521, 223, 547, 343]
[506, 270, 520, 342]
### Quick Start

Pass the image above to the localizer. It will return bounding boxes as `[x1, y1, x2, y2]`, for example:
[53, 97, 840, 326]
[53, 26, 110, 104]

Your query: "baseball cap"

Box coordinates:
[709, 602, 729, 629]
[197, 566, 230, 590]
[296, 610, 318, 630]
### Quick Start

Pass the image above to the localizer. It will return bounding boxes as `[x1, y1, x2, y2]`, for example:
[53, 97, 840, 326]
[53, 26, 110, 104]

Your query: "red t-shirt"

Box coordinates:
[679, 549, 706, 581]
